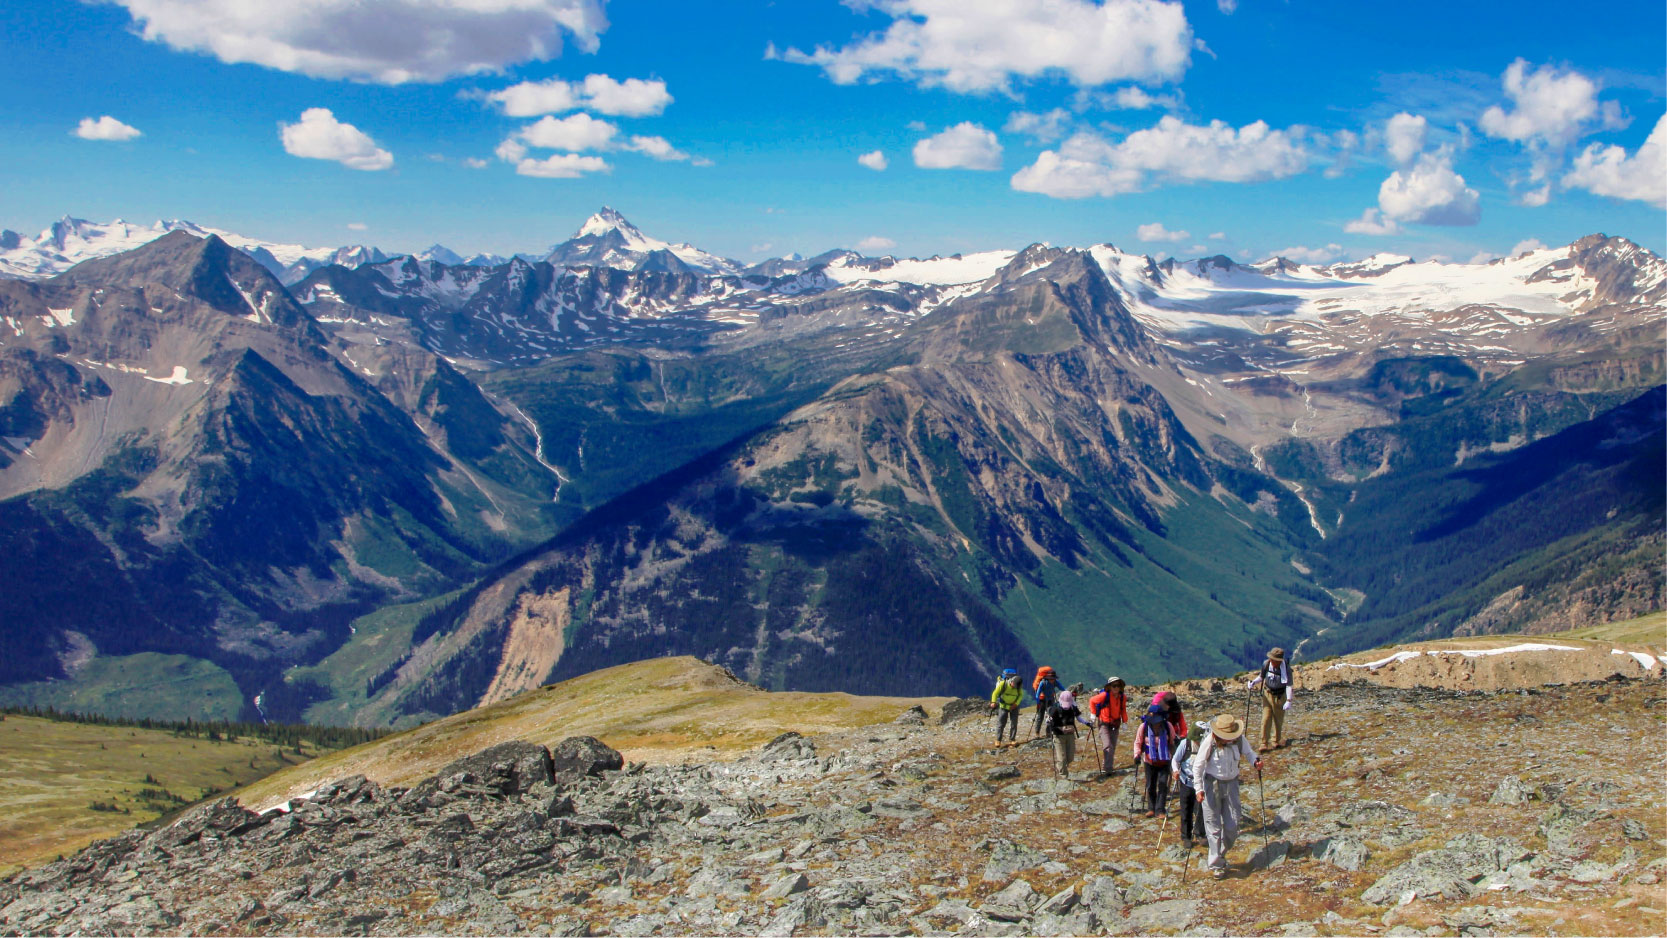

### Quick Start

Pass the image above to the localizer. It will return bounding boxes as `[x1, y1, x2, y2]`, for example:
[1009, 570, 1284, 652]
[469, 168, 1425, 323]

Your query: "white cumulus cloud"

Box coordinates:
[279, 108, 393, 170]
[1269, 243, 1346, 264]
[1343, 208, 1399, 236]
[1136, 222, 1188, 242]
[488, 74, 673, 118]
[1510, 238, 1548, 256]
[1384, 112, 1427, 166]
[1480, 59, 1625, 149]
[463, 157, 490, 169]
[516, 153, 610, 178]
[106, 0, 606, 84]
[624, 135, 689, 161]
[1011, 116, 1309, 198]
[1562, 113, 1667, 208]
[773, 0, 1193, 94]
[914, 122, 1003, 170]
[856, 236, 897, 252]
[858, 150, 889, 170]
[1005, 108, 1073, 143]
[74, 115, 142, 141]
[346, 222, 368, 231]
[519, 112, 617, 151]
[1375, 149, 1480, 226]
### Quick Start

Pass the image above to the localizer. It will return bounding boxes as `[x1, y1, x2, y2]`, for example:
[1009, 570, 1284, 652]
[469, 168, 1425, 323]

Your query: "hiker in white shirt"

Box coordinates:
[1189, 713, 1262, 878]
[1246, 646, 1294, 751]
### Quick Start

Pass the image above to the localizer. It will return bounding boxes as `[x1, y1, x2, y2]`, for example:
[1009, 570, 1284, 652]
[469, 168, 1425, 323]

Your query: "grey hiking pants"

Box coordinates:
[995, 707, 1020, 741]
[1200, 775, 1242, 872]
[1096, 722, 1119, 773]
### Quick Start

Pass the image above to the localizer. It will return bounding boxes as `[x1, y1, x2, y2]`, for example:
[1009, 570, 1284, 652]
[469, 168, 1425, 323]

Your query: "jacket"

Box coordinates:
[1045, 703, 1090, 737]
[1088, 688, 1127, 725]
[1131, 709, 1177, 763]
[1033, 677, 1064, 708]
[990, 678, 1023, 710]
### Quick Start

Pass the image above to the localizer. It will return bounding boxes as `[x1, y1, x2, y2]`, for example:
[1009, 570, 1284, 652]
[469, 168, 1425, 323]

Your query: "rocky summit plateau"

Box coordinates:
[2, 646, 1663, 937]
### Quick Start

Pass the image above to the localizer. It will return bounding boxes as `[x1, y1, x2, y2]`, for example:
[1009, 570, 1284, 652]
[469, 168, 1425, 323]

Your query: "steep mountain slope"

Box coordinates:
[0, 213, 1659, 728]
[369, 248, 1328, 717]
[1300, 386, 1664, 655]
[0, 233, 563, 720]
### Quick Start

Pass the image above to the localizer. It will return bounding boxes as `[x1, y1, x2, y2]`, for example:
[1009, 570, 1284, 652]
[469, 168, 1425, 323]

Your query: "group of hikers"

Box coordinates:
[986, 648, 1297, 879]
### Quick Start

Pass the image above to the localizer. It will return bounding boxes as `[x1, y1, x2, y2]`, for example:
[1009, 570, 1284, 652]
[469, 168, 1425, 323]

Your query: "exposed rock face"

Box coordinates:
[1, 679, 1662, 936]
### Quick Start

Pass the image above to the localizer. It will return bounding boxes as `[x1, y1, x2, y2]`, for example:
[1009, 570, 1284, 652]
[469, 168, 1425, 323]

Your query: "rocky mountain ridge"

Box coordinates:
[2, 651, 1661, 937]
[0, 213, 1660, 725]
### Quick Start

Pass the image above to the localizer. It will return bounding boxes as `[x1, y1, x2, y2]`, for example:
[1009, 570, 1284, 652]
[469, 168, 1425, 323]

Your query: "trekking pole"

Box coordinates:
[1181, 835, 1195, 884]
[1154, 811, 1170, 851]
[1257, 765, 1270, 850]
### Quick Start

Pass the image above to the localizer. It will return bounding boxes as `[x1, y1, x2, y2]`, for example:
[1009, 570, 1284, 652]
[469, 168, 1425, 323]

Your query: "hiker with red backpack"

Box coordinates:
[1087, 677, 1128, 776]
[1131, 695, 1179, 817]
[1030, 666, 1063, 739]
[1247, 647, 1294, 751]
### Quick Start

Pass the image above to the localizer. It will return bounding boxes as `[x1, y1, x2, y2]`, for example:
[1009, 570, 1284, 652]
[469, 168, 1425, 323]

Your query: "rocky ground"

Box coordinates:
[2, 677, 1664, 937]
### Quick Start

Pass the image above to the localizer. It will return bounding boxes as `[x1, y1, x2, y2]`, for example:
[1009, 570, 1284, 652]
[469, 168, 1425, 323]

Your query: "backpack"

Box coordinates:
[1141, 710, 1172, 762]
[1262, 659, 1288, 693]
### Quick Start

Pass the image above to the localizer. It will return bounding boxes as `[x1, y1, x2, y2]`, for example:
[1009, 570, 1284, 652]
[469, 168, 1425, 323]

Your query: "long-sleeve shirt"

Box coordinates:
[1249, 659, 1294, 702]
[1045, 704, 1091, 736]
[1190, 733, 1259, 782]
[990, 679, 1022, 710]
[1171, 738, 1198, 788]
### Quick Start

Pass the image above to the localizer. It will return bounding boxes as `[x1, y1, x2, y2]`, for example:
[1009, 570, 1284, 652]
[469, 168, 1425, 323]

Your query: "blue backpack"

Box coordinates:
[1141, 710, 1172, 762]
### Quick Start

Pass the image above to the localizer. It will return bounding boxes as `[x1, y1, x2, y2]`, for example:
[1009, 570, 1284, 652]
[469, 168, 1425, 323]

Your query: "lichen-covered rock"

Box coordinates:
[550, 736, 624, 782]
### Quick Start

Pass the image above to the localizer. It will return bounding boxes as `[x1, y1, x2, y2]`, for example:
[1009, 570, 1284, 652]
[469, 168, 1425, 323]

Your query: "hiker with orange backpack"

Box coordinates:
[1030, 666, 1063, 739]
[1131, 694, 1179, 817]
[1087, 677, 1128, 776]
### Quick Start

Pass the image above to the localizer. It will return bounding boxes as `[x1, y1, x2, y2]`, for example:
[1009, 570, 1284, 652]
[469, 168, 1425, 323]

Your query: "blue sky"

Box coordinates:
[1, 0, 1662, 263]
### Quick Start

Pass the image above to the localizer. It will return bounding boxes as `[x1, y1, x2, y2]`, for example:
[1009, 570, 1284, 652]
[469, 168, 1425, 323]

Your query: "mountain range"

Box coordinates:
[0, 208, 1659, 726]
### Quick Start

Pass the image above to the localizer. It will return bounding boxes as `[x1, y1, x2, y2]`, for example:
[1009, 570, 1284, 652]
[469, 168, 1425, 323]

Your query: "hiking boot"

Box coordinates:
[1211, 869, 1226, 880]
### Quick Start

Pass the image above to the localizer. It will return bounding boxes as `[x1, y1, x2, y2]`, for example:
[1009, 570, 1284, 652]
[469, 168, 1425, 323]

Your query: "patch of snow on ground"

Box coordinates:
[143, 365, 193, 386]
[1612, 649, 1660, 670]
[47, 307, 75, 326]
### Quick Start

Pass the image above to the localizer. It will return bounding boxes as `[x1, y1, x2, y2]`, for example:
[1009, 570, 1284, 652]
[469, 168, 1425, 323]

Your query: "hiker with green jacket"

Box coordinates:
[988, 668, 1023, 743]
[1190, 713, 1262, 879]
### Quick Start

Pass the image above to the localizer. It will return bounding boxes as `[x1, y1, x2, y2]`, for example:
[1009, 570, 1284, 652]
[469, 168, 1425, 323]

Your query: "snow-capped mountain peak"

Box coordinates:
[546, 207, 741, 276]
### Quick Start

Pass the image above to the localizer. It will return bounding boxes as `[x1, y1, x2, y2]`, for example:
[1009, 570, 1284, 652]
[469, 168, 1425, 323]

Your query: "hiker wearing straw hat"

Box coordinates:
[1247, 647, 1294, 752]
[1189, 713, 1262, 879]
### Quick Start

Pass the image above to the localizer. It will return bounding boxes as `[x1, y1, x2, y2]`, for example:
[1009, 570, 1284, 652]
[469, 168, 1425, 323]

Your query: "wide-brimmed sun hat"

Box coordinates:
[1105, 676, 1124, 687]
[1211, 715, 1245, 740]
[1268, 647, 1285, 660]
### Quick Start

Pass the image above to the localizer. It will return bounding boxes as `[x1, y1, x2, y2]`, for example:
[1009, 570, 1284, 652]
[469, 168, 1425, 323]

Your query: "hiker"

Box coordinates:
[1160, 690, 1189, 739]
[1247, 647, 1294, 751]
[1131, 697, 1178, 817]
[1190, 713, 1262, 879]
[1087, 677, 1128, 776]
[1031, 666, 1063, 738]
[1044, 689, 1092, 778]
[1170, 722, 1209, 847]
[988, 668, 1024, 743]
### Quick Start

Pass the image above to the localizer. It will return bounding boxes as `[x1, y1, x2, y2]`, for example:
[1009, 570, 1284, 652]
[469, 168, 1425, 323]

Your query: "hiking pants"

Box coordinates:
[1200, 776, 1242, 872]
[1096, 723, 1119, 773]
[1032, 703, 1048, 737]
[1143, 759, 1170, 814]
[1176, 781, 1205, 841]
[1261, 688, 1286, 748]
[995, 707, 1019, 742]
[1052, 732, 1076, 776]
